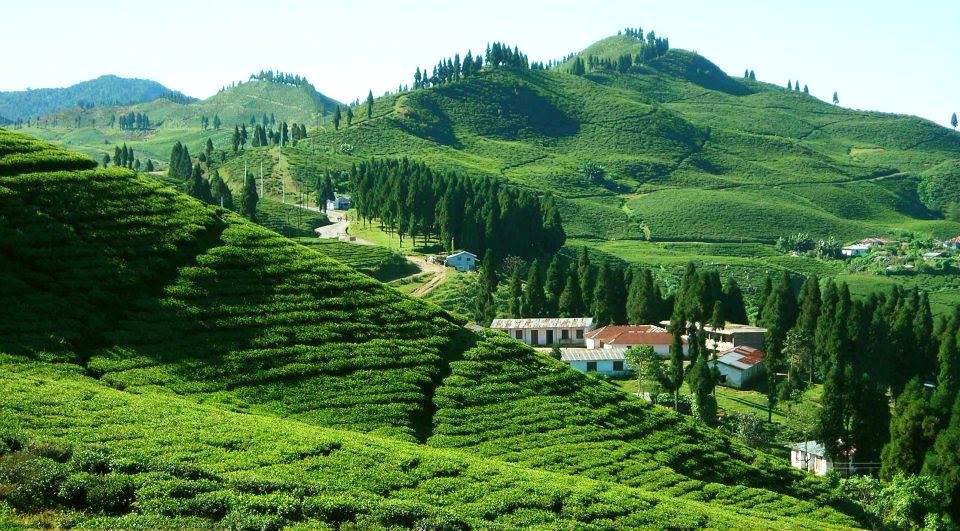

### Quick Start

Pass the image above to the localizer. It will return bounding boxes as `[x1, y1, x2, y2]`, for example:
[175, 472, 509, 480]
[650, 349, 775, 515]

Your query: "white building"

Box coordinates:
[789, 441, 833, 476]
[491, 317, 593, 346]
[710, 345, 765, 389]
[841, 243, 871, 257]
[702, 323, 767, 352]
[326, 194, 351, 211]
[584, 324, 686, 357]
[444, 250, 477, 272]
[560, 347, 630, 376]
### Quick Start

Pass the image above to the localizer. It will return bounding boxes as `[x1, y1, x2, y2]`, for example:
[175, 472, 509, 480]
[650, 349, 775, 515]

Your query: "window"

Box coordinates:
[531, 330, 539, 344]
[613, 361, 624, 372]
[515, 330, 523, 340]
[561, 329, 569, 340]
[576, 329, 584, 339]
[586, 361, 597, 372]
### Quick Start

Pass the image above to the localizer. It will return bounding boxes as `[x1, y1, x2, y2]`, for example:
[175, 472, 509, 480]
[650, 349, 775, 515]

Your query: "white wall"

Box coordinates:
[567, 359, 629, 376]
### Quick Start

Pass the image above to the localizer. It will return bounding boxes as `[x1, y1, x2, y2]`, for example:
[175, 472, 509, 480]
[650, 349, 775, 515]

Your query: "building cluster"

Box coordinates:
[490, 317, 767, 389]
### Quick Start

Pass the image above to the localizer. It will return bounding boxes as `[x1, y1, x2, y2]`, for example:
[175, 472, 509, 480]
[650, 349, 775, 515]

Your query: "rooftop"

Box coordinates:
[843, 243, 871, 251]
[585, 325, 674, 346]
[447, 250, 477, 258]
[789, 440, 826, 457]
[702, 322, 767, 334]
[491, 317, 593, 329]
[714, 345, 765, 370]
[559, 347, 628, 362]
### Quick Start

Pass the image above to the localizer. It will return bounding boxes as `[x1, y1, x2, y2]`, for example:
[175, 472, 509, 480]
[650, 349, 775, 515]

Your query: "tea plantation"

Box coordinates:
[0, 128, 861, 527]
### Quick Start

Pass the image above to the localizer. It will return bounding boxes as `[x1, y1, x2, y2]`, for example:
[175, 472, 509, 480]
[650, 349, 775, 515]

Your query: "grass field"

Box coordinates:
[0, 128, 862, 527]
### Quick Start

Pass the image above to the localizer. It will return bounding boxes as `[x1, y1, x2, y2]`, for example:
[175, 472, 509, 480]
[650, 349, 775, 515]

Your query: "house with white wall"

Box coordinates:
[491, 317, 593, 346]
[444, 251, 477, 272]
[789, 441, 833, 476]
[710, 345, 765, 389]
[560, 347, 630, 376]
[584, 325, 686, 356]
[326, 194, 351, 211]
[702, 323, 767, 352]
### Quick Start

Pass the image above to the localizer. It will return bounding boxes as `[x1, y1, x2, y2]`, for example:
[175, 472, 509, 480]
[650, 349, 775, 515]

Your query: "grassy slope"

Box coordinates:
[0, 128, 856, 527]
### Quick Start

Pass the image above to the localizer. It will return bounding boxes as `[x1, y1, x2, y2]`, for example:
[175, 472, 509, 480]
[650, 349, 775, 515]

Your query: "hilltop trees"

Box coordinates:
[833, 91, 840, 105]
[118, 111, 150, 131]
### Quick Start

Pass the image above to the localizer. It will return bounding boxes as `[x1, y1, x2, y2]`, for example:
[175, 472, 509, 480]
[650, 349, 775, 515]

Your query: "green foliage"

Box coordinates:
[294, 238, 417, 282]
[843, 474, 951, 530]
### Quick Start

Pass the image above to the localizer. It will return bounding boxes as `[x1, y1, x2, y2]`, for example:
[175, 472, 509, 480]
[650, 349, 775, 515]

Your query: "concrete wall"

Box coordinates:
[567, 359, 630, 376]
[507, 327, 588, 346]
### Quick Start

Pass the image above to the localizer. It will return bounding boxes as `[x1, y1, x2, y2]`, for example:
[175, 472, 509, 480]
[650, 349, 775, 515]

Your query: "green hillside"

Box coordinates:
[0, 128, 859, 528]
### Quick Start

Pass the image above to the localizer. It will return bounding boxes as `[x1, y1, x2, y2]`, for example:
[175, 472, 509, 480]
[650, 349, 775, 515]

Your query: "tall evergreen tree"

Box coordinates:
[832, 91, 839, 104]
[475, 250, 498, 324]
[241, 171, 258, 221]
[880, 378, 935, 480]
[333, 106, 342, 130]
[592, 262, 612, 326]
[558, 269, 584, 317]
[722, 277, 748, 324]
[577, 248, 594, 315]
[186, 163, 213, 203]
[796, 275, 822, 338]
[755, 274, 773, 324]
[508, 267, 524, 317]
[522, 259, 546, 318]
[922, 395, 960, 518]
[932, 318, 960, 416]
[346, 106, 354, 126]
[952, 112, 958, 129]
[366, 90, 374, 119]
[663, 314, 686, 411]
[544, 255, 566, 315]
[209, 169, 233, 209]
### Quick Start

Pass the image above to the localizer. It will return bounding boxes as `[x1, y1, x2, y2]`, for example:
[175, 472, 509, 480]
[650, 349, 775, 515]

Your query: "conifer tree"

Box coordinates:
[577, 248, 593, 315]
[205, 138, 214, 160]
[755, 274, 773, 324]
[333, 106, 342, 130]
[881, 378, 934, 480]
[346, 106, 354, 126]
[558, 269, 583, 317]
[796, 275, 821, 338]
[521, 259, 546, 318]
[922, 395, 960, 517]
[544, 255, 565, 315]
[663, 314, 686, 411]
[232, 126, 241, 152]
[722, 277, 748, 324]
[145, 160, 154, 172]
[787, 80, 792, 90]
[475, 250, 498, 324]
[688, 356, 717, 425]
[832, 91, 839, 104]
[592, 262, 612, 326]
[186, 163, 213, 203]
[209, 169, 233, 209]
[241, 171, 258, 221]
[212, 114, 221, 130]
[366, 90, 374, 119]
[932, 318, 960, 416]
[508, 268, 524, 317]
[749, 70, 756, 80]
[114, 145, 123, 167]
[952, 112, 958, 129]
[102, 154, 110, 167]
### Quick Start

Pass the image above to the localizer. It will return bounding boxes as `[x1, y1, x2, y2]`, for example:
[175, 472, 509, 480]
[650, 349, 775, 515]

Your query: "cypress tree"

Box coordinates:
[508, 267, 524, 317]
[815, 279, 839, 378]
[544, 255, 565, 315]
[664, 314, 686, 410]
[145, 159, 154, 172]
[346, 107, 354, 126]
[922, 395, 960, 518]
[522, 259, 546, 318]
[186, 163, 213, 203]
[475, 250, 498, 324]
[102, 154, 110, 167]
[558, 269, 583, 317]
[333, 106, 342, 130]
[796, 275, 821, 338]
[932, 319, 960, 416]
[952, 112, 958, 129]
[609, 264, 627, 324]
[366, 90, 374, 119]
[577, 248, 594, 315]
[880, 378, 934, 480]
[241, 171, 258, 221]
[688, 356, 717, 425]
[755, 274, 773, 324]
[209, 169, 233, 209]
[592, 262, 612, 326]
[723, 277, 748, 324]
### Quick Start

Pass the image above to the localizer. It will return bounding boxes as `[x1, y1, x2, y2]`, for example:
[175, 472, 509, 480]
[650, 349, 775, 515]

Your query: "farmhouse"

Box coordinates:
[326, 194, 351, 211]
[560, 347, 630, 376]
[491, 317, 593, 346]
[841, 243, 871, 257]
[710, 345, 765, 389]
[702, 323, 766, 351]
[944, 236, 960, 250]
[584, 324, 687, 356]
[789, 441, 833, 476]
[444, 250, 477, 272]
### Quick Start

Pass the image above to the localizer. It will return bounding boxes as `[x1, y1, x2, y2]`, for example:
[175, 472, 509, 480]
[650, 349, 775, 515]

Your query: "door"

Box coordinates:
[546, 330, 554, 345]
[531, 330, 539, 345]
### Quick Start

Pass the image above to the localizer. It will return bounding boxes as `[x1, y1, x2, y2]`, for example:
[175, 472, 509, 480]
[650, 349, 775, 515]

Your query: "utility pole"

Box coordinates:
[259, 160, 264, 198]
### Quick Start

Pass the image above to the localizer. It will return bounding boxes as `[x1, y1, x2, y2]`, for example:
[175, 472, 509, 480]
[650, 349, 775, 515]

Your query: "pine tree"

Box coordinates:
[722, 277, 748, 324]
[762, 272, 798, 421]
[544, 255, 565, 315]
[145, 160, 154, 172]
[475, 250, 498, 324]
[508, 268, 524, 317]
[232, 126, 241, 152]
[922, 395, 960, 517]
[241, 171, 258, 221]
[346, 106, 354, 126]
[787, 80, 792, 90]
[333, 106, 342, 130]
[880, 378, 935, 480]
[952, 112, 958, 129]
[796, 275, 821, 338]
[366, 90, 374, 119]
[832, 91, 839, 105]
[522, 259, 546, 318]
[212, 114, 222, 130]
[577, 248, 594, 315]
[205, 138, 214, 160]
[803, 84, 809, 94]
[186, 163, 213, 203]
[101, 154, 110, 167]
[932, 318, 960, 416]
[558, 269, 583, 317]
[688, 356, 717, 425]
[592, 262, 612, 326]
[663, 314, 686, 411]
[209, 169, 233, 209]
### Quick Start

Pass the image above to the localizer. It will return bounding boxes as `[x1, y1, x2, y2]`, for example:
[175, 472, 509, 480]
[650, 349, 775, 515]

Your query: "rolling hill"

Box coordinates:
[0, 75, 193, 122]
[0, 128, 860, 528]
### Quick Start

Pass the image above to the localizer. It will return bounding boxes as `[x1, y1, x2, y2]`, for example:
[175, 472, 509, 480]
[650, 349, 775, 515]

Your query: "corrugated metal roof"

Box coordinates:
[715, 345, 765, 370]
[560, 347, 628, 362]
[703, 323, 767, 334]
[789, 440, 826, 457]
[491, 317, 593, 329]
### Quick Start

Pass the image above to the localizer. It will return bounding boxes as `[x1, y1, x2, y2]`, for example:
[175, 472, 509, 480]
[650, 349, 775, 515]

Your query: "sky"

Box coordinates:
[2, 0, 958, 126]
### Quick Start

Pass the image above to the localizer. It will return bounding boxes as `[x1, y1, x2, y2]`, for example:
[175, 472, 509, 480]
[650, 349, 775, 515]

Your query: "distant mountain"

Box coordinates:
[0, 74, 195, 121]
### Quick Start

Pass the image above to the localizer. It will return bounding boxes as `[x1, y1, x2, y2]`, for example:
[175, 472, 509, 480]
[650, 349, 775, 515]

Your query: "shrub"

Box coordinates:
[0, 453, 68, 512]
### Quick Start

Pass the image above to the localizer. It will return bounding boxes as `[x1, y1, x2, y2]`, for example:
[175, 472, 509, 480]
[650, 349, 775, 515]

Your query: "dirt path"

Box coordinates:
[408, 256, 448, 297]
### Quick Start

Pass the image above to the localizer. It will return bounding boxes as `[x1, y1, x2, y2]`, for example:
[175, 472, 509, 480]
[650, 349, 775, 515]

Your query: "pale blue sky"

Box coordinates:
[2, 0, 958, 126]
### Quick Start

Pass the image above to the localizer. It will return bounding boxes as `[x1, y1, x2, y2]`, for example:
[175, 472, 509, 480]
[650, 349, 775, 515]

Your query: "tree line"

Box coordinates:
[349, 158, 565, 258]
[249, 70, 312, 87]
[168, 140, 243, 214]
[568, 29, 669, 77]
[117, 111, 150, 131]
[411, 42, 532, 90]
[230, 121, 307, 151]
